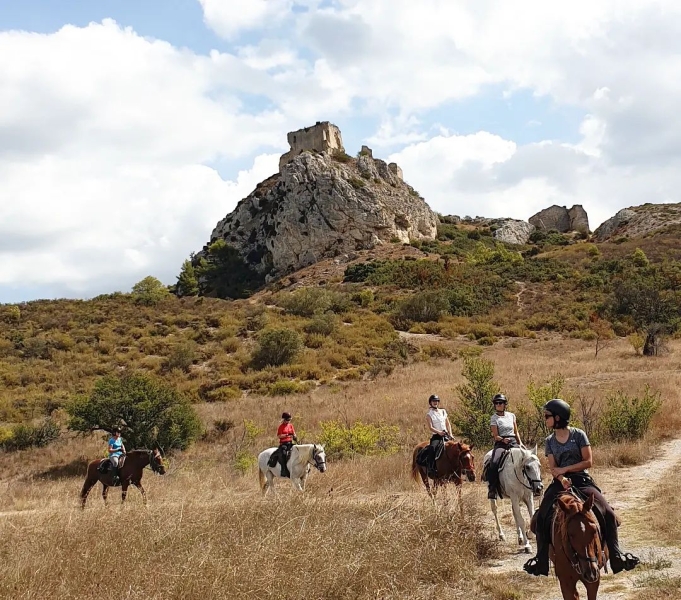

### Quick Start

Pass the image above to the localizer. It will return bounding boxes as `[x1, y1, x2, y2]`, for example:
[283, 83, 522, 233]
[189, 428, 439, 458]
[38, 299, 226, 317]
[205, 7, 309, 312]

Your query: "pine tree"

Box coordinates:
[176, 258, 199, 297]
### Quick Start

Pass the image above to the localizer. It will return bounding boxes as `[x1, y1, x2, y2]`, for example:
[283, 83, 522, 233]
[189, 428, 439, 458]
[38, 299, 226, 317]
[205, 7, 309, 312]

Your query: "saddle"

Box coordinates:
[416, 439, 447, 468]
[267, 447, 291, 478]
[97, 456, 126, 486]
[481, 449, 511, 483]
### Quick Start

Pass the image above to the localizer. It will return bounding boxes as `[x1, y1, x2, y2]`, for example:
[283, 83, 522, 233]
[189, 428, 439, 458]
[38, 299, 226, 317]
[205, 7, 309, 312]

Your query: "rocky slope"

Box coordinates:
[200, 151, 438, 284]
[594, 202, 681, 241]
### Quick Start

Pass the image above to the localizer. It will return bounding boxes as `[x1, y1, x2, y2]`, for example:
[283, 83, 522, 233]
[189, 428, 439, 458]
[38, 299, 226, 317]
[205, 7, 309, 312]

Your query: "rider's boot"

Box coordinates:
[111, 467, 119, 487]
[523, 530, 550, 576]
[487, 465, 499, 499]
[606, 536, 640, 573]
[280, 453, 290, 478]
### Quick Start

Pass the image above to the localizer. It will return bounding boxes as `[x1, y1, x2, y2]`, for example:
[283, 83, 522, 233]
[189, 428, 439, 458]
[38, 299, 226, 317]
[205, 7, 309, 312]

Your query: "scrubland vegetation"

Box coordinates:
[2, 221, 681, 598]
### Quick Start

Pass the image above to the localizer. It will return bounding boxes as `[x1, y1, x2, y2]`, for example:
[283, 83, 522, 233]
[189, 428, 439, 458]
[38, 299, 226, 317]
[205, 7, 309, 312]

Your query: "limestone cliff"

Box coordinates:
[199, 150, 438, 291]
[529, 205, 590, 234]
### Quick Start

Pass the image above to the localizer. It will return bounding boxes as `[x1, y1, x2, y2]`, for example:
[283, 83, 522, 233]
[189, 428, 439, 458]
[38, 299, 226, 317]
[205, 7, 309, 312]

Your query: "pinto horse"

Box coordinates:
[549, 492, 606, 600]
[80, 448, 166, 508]
[411, 440, 476, 497]
[258, 444, 327, 496]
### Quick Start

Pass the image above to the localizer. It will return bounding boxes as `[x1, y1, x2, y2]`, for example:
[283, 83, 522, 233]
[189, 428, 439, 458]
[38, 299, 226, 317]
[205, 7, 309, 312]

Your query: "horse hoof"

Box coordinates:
[499, 535, 505, 541]
[524, 547, 531, 554]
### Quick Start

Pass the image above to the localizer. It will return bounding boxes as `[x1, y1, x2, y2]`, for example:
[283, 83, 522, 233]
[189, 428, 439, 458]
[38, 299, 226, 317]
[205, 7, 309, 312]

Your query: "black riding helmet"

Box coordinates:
[281, 412, 292, 421]
[428, 394, 440, 405]
[543, 399, 571, 427]
[492, 393, 507, 405]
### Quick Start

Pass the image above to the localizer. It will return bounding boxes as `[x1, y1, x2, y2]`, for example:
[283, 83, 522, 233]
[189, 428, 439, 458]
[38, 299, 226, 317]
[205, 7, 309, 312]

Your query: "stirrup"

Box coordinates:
[622, 552, 640, 570]
[523, 556, 547, 576]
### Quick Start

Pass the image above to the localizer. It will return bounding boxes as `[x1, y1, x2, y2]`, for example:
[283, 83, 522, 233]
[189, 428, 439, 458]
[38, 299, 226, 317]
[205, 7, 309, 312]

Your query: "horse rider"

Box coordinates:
[107, 427, 126, 485]
[276, 412, 298, 478]
[523, 399, 640, 577]
[487, 393, 524, 499]
[425, 394, 453, 477]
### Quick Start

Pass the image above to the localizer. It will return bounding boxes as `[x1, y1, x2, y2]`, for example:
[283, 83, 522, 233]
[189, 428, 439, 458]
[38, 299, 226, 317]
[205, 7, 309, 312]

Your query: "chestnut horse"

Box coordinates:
[548, 492, 606, 600]
[80, 448, 166, 509]
[411, 440, 476, 497]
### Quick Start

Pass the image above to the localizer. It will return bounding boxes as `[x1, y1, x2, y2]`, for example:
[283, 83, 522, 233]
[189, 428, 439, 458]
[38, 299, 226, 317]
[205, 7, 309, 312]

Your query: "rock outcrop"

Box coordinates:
[529, 205, 590, 234]
[200, 146, 438, 287]
[493, 220, 535, 245]
[593, 203, 681, 241]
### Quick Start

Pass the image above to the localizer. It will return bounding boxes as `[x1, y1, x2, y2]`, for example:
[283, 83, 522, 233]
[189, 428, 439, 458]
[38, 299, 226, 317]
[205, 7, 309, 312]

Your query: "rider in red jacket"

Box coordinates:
[276, 412, 297, 477]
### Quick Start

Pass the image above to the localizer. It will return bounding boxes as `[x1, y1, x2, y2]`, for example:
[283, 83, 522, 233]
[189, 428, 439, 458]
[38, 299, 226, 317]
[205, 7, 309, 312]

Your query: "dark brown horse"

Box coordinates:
[411, 440, 476, 497]
[80, 448, 166, 508]
[549, 492, 606, 600]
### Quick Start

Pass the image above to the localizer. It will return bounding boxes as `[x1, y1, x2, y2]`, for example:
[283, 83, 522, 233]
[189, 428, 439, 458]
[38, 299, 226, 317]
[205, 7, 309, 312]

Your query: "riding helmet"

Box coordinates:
[112, 426, 121, 434]
[428, 394, 440, 404]
[282, 412, 292, 420]
[543, 399, 571, 424]
[492, 393, 507, 405]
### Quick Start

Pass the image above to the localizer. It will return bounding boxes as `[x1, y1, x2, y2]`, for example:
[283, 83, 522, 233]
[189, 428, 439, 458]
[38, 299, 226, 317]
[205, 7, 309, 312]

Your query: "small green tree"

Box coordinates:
[175, 258, 199, 297]
[195, 239, 265, 299]
[516, 374, 566, 447]
[131, 276, 170, 306]
[451, 356, 500, 447]
[599, 385, 661, 442]
[67, 373, 202, 451]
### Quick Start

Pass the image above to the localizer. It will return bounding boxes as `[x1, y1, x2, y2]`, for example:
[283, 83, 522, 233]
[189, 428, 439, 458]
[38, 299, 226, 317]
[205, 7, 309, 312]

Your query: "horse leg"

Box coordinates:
[586, 580, 599, 600]
[102, 483, 109, 506]
[266, 471, 275, 496]
[557, 573, 579, 600]
[80, 476, 98, 509]
[491, 498, 505, 541]
[524, 493, 536, 540]
[510, 496, 531, 552]
[133, 481, 147, 506]
[121, 481, 129, 504]
[420, 468, 434, 498]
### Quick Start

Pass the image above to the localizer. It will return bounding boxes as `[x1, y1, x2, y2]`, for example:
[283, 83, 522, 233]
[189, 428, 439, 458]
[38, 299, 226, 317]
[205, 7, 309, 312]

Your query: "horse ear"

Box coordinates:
[468, 442, 474, 450]
[582, 493, 595, 514]
[531, 444, 538, 456]
[557, 495, 580, 516]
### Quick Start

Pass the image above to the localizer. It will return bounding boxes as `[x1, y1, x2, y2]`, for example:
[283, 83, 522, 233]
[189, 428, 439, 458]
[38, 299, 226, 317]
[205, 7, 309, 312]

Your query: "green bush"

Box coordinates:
[600, 385, 661, 442]
[252, 328, 302, 368]
[516, 374, 566, 447]
[279, 288, 349, 317]
[132, 276, 170, 306]
[394, 291, 449, 323]
[304, 313, 338, 336]
[175, 258, 199, 297]
[451, 356, 500, 447]
[195, 239, 265, 299]
[164, 341, 197, 372]
[319, 420, 400, 460]
[67, 372, 202, 451]
[0, 419, 61, 452]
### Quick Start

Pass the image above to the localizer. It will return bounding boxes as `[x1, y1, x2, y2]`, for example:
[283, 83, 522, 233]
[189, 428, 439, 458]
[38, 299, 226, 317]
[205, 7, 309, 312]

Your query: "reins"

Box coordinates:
[509, 450, 542, 492]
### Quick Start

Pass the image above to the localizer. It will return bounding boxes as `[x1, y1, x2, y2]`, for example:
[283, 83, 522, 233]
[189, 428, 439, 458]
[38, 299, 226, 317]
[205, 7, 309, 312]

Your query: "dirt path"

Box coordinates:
[484, 437, 681, 599]
[515, 281, 527, 312]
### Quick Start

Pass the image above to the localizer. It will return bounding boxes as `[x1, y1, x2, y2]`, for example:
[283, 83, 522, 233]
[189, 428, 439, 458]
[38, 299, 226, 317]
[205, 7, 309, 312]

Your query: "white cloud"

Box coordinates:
[0, 20, 282, 300]
[199, 0, 295, 39]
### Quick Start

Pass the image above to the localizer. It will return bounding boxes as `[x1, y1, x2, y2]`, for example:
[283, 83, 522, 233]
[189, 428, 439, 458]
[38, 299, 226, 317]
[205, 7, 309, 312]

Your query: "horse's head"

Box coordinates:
[520, 445, 543, 497]
[149, 448, 167, 475]
[556, 493, 603, 584]
[457, 442, 476, 482]
[311, 444, 327, 473]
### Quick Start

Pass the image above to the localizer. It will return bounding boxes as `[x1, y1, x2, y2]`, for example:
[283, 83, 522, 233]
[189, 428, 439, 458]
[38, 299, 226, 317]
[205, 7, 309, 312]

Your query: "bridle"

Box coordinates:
[309, 445, 326, 472]
[559, 509, 605, 578]
[458, 450, 475, 480]
[147, 450, 164, 473]
[510, 451, 543, 493]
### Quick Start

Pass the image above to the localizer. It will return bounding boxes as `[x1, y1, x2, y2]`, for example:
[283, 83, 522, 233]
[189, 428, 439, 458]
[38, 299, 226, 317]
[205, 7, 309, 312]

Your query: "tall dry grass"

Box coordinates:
[1, 337, 680, 599]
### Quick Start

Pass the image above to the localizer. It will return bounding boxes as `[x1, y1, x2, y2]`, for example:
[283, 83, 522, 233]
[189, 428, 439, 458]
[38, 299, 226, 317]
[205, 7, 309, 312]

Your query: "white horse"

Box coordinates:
[258, 443, 327, 496]
[483, 445, 543, 553]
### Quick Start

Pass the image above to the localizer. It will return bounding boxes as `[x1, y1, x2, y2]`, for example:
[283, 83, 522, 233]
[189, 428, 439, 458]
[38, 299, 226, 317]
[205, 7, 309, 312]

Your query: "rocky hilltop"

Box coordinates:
[199, 123, 438, 288]
[594, 203, 681, 241]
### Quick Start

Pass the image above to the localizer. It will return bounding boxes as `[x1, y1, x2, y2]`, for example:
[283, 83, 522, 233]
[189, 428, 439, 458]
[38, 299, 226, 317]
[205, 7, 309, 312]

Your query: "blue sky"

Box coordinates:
[1, 0, 680, 302]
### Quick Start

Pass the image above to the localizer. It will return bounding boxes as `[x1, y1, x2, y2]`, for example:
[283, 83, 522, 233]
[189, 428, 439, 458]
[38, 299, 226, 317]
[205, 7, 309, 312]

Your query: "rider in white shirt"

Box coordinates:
[425, 395, 453, 476]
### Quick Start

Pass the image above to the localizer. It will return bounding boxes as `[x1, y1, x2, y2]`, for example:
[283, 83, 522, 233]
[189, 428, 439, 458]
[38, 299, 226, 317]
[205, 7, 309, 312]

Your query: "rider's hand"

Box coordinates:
[503, 438, 510, 444]
[560, 476, 571, 490]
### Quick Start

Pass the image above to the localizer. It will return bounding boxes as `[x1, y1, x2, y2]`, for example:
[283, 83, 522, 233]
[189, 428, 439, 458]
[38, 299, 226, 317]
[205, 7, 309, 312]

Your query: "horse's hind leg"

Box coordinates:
[491, 498, 505, 541]
[121, 482, 129, 504]
[80, 476, 98, 509]
[266, 471, 275, 497]
[101, 483, 109, 506]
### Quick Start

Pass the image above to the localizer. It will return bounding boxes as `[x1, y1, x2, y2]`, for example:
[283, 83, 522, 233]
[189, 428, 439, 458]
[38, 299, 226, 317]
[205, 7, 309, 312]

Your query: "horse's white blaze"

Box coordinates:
[257, 444, 326, 497]
[484, 446, 543, 552]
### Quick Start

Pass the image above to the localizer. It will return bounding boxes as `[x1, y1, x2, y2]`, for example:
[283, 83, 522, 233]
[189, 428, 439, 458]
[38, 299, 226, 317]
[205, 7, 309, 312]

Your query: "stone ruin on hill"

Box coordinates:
[195, 122, 438, 297]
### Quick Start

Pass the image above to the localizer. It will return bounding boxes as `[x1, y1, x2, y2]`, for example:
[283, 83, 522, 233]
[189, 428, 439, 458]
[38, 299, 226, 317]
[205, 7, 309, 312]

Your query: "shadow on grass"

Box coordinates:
[33, 456, 90, 481]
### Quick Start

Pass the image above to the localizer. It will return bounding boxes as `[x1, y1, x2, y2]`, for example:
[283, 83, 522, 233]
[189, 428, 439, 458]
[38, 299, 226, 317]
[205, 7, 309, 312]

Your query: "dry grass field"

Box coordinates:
[1, 337, 680, 599]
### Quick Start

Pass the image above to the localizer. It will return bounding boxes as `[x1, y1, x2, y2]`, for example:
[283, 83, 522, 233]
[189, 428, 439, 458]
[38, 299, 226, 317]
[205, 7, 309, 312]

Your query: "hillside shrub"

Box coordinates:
[451, 356, 500, 447]
[0, 418, 60, 452]
[516, 374, 567, 447]
[67, 372, 202, 451]
[279, 288, 349, 317]
[195, 239, 265, 299]
[164, 341, 197, 373]
[252, 328, 302, 368]
[599, 385, 662, 442]
[394, 291, 449, 323]
[319, 420, 400, 459]
[304, 313, 338, 336]
[175, 258, 199, 297]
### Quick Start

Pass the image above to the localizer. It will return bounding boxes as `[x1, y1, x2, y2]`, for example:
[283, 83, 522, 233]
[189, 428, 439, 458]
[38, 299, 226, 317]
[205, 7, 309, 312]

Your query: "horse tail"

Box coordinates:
[411, 448, 422, 482]
[258, 465, 266, 491]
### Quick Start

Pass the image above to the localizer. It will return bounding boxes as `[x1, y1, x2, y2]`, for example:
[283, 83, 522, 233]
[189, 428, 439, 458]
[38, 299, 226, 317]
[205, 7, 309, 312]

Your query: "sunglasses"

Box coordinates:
[544, 414, 553, 420]
[493, 401, 506, 405]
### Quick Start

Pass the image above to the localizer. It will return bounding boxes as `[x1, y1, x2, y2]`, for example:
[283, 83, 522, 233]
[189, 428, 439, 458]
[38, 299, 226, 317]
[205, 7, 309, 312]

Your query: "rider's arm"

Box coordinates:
[548, 454, 571, 489]
[445, 416, 453, 437]
[426, 415, 440, 435]
[491, 424, 502, 443]
[513, 418, 523, 447]
[561, 445, 592, 474]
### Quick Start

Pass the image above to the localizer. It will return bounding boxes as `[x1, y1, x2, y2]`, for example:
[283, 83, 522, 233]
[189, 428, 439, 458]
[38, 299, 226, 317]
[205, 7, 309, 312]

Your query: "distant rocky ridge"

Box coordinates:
[594, 203, 681, 241]
[529, 205, 589, 234]
[198, 123, 438, 285]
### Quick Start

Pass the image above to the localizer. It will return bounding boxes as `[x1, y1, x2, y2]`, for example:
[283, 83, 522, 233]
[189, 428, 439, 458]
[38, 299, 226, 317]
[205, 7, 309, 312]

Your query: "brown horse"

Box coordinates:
[411, 440, 476, 497]
[550, 492, 606, 600]
[80, 448, 166, 509]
